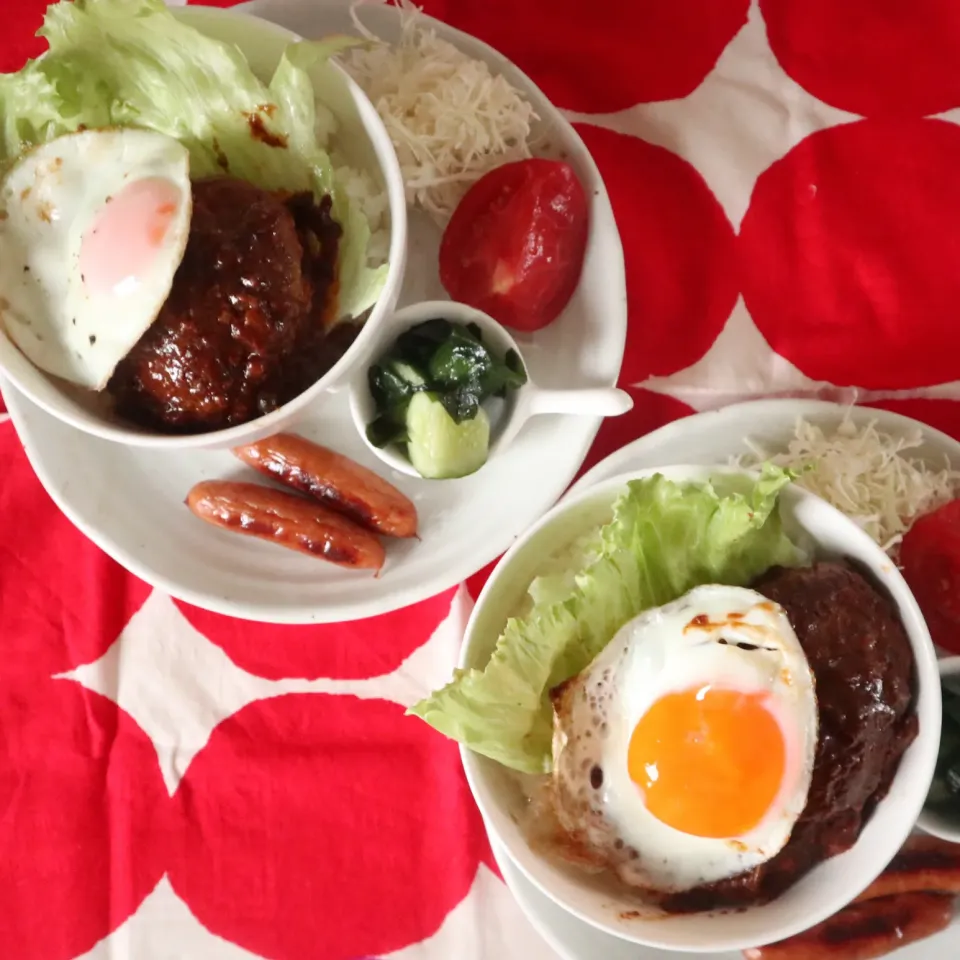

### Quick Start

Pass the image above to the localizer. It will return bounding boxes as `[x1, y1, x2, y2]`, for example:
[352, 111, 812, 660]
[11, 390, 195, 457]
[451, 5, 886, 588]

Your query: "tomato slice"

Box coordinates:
[900, 498, 960, 654]
[439, 159, 589, 332]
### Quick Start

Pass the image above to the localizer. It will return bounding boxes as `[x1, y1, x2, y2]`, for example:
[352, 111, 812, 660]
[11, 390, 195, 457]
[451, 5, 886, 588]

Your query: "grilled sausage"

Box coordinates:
[186, 481, 385, 570]
[742, 892, 954, 960]
[233, 434, 418, 538]
[855, 834, 960, 901]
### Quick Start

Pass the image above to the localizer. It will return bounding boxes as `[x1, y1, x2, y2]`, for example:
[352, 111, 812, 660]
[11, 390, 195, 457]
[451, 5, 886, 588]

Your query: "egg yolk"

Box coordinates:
[627, 686, 786, 839]
[79, 177, 183, 299]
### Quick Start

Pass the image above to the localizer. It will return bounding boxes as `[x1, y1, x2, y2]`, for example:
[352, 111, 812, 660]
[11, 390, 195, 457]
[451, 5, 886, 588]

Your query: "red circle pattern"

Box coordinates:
[420, 0, 749, 113]
[866, 399, 960, 442]
[168, 694, 489, 960]
[761, 0, 960, 118]
[739, 119, 960, 391]
[0, 430, 152, 680]
[0, 678, 170, 960]
[575, 123, 739, 388]
[175, 587, 458, 681]
[1, 3, 44, 73]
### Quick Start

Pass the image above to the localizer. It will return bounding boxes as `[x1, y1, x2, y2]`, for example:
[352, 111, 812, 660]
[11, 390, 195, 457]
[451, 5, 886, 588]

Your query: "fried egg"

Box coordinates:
[550, 584, 818, 893]
[0, 128, 191, 390]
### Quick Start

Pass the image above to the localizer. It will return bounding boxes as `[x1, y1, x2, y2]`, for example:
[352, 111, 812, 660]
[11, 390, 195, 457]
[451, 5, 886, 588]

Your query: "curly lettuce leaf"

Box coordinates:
[409, 465, 802, 774]
[0, 0, 386, 319]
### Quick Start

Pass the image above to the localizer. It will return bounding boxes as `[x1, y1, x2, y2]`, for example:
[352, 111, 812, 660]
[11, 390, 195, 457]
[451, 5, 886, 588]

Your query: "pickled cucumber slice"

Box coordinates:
[388, 360, 426, 388]
[406, 392, 490, 479]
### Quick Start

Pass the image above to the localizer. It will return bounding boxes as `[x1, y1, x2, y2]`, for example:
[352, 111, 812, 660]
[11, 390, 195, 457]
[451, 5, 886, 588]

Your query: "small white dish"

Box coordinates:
[917, 656, 960, 844]
[348, 300, 633, 478]
[0, 4, 408, 451]
[459, 462, 940, 953]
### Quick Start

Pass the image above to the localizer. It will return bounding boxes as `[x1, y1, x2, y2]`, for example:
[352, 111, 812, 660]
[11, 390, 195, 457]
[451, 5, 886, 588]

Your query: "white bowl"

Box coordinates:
[917, 656, 960, 843]
[0, 6, 407, 451]
[459, 465, 941, 953]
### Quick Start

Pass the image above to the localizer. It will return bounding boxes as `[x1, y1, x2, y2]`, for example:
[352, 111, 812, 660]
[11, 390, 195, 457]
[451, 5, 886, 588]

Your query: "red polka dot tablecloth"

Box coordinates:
[3, 1, 960, 958]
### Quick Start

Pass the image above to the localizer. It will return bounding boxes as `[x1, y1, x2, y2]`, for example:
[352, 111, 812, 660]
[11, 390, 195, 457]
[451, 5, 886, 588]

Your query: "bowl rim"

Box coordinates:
[0, 4, 408, 450]
[458, 463, 941, 952]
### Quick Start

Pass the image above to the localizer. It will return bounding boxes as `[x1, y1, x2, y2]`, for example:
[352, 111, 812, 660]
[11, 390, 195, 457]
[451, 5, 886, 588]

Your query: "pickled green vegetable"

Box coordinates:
[365, 317, 526, 478]
[929, 676, 960, 815]
[406, 392, 491, 480]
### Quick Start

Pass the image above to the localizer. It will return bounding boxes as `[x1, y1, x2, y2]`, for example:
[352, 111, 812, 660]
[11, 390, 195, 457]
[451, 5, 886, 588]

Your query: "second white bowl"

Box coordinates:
[459, 465, 940, 953]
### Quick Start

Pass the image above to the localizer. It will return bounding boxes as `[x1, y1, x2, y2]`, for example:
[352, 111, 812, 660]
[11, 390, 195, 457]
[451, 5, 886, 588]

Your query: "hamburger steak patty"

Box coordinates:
[658, 560, 918, 913]
[109, 176, 344, 433]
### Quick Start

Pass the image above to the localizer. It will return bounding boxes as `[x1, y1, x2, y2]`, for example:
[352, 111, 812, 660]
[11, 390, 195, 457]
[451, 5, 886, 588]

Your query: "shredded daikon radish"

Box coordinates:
[341, 0, 538, 221]
[736, 414, 960, 554]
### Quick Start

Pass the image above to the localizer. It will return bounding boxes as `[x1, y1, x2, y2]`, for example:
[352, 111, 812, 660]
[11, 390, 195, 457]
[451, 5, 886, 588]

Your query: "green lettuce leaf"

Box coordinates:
[0, 0, 386, 319]
[409, 465, 803, 774]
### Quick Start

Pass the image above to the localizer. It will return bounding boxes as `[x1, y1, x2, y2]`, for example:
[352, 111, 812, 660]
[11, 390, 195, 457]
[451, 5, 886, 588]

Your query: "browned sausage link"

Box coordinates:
[742, 892, 954, 960]
[186, 481, 385, 570]
[855, 834, 960, 901]
[233, 433, 418, 538]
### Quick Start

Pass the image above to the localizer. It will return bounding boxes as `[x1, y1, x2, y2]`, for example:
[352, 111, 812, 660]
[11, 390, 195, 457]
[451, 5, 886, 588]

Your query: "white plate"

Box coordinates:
[493, 835, 958, 960]
[0, 0, 626, 624]
[490, 837, 688, 960]
[490, 398, 960, 960]
[570, 398, 960, 497]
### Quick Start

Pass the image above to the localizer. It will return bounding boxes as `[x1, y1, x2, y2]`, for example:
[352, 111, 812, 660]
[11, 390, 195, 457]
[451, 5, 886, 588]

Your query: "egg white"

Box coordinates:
[0, 128, 191, 390]
[551, 584, 818, 893]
